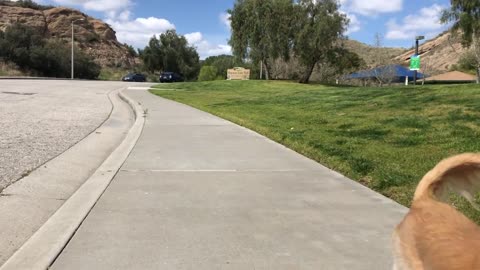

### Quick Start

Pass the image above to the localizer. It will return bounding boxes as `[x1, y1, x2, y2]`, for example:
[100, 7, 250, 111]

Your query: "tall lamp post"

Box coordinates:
[413, 35, 425, 85]
[71, 18, 85, 80]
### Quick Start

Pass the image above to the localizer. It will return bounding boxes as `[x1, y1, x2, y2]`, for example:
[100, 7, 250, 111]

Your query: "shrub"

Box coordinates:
[198, 65, 218, 81]
[0, 0, 55, 10]
[125, 44, 138, 57]
[0, 24, 100, 79]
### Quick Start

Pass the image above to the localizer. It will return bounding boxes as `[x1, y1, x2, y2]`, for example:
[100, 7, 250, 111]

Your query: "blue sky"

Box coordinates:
[32, 0, 452, 59]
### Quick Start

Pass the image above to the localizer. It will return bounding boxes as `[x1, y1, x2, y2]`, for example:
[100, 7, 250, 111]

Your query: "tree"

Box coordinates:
[0, 23, 44, 69]
[370, 33, 397, 86]
[441, 0, 480, 83]
[0, 30, 5, 56]
[456, 49, 478, 72]
[124, 43, 138, 57]
[229, 0, 294, 79]
[420, 53, 434, 85]
[198, 66, 218, 81]
[469, 37, 480, 83]
[141, 30, 200, 81]
[141, 36, 164, 73]
[202, 55, 239, 79]
[293, 0, 348, 83]
[330, 47, 365, 75]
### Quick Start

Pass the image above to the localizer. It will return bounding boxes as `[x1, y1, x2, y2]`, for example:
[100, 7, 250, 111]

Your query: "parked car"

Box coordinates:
[159, 72, 183, 83]
[122, 73, 147, 82]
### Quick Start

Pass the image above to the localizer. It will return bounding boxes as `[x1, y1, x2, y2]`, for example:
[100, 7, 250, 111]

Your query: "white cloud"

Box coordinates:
[106, 16, 175, 48]
[184, 32, 232, 59]
[185, 32, 203, 44]
[345, 13, 361, 34]
[49, 0, 231, 58]
[53, 0, 132, 12]
[340, 0, 403, 16]
[385, 4, 446, 40]
[220, 12, 231, 29]
[338, 1, 362, 35]
[117, 10, 131, 21]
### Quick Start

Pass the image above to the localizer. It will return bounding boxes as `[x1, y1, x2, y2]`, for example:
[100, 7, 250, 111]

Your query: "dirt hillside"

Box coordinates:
[394, 31, 466, 75]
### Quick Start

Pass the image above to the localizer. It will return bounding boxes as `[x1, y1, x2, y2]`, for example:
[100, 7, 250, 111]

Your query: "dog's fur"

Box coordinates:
[392, 153, 480, 270]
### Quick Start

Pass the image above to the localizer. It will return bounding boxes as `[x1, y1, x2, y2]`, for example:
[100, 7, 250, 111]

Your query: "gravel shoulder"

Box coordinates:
[0, 80, 119, 191]
[0, 80, 148, 265]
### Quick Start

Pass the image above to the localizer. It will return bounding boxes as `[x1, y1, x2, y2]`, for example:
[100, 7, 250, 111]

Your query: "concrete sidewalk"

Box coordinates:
[51, 90, 407, 270]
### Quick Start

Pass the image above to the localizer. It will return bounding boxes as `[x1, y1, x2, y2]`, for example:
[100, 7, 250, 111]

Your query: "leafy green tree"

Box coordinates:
[202, 55, 239, 79]
[29, 43, 67, 77]
[441, 0, 480, 83]
[229, 0, 294, 79]
[450, 49, 479, 75]
[29, 41, 99, 79]
[124, 43, 138, 57]
[0, 30, 5, 59]
[198, 66, 218, 81]
[0, 23, 44, 69]
[331, 47, 366, 74]
[141, 36, 163, 73]
[141, 30, 200, 81]
[441, 0, 480, 46]
[293, 0, 348, 83]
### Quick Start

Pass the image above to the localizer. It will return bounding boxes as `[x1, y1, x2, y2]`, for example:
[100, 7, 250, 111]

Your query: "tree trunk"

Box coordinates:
[260, 61, 263, 80]
[299, 63, 315, 84]
[263, 59, 271, 80]
[476, 66, 480, 84]
[473, 33, 480, 84]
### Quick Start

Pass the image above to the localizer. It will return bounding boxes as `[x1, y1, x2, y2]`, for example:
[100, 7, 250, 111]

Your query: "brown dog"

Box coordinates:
[392, 153, 480, 270]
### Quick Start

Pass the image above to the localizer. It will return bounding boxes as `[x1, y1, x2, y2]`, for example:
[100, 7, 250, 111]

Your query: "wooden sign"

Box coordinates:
[227, 67, 250, 80]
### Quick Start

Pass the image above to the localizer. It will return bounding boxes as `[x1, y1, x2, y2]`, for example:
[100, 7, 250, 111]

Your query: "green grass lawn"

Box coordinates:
[150, 80, 480, 223]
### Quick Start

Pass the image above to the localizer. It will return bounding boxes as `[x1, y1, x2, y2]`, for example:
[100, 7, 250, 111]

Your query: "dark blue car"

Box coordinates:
[122, 73, 147, 82]
[159, 72, 183, 83]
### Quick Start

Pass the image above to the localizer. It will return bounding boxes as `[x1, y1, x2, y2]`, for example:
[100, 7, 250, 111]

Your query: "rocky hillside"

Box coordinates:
[345, 32, 467, 76]
[344, 39, 406, 68]
[0, 1, 136, 68]
[394, 31, 466, 75]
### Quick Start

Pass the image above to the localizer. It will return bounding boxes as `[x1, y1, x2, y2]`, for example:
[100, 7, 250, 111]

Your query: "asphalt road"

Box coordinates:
[0, 80, 127, 191]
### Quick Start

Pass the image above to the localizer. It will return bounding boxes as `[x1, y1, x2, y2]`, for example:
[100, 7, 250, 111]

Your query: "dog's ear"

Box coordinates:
[415, 153, 480, 209]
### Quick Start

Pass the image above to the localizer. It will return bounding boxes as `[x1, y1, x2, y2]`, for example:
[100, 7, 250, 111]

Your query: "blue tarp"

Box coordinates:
[344, 65, 424, 81]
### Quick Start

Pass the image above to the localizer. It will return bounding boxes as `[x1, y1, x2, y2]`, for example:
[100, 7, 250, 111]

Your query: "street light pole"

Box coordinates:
[71, 19, 84, 80]
[413, 35, 425, 85]
[71, 22, 74, 80]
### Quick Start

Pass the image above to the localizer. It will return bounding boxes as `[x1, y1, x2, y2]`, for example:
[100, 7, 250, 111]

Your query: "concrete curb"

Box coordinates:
[0, 89, 145, 270]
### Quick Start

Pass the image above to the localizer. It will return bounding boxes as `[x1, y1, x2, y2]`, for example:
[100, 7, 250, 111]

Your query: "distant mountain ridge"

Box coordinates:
[343, 39, 406, 68]
[394, 31, 466, 75]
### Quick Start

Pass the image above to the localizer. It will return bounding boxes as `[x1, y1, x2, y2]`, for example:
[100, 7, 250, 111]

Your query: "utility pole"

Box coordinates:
[71, 22, 74, 80]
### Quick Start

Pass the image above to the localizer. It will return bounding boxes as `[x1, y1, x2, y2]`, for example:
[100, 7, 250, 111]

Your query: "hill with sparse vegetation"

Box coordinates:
[344, 39, 407, 68]
[0, 0, 137, 77]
